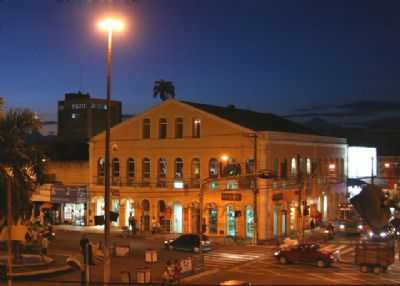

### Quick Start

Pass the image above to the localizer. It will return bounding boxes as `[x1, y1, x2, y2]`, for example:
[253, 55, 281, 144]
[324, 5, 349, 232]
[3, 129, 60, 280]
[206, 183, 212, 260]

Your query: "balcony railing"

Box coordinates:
[92, 175, 344, 190]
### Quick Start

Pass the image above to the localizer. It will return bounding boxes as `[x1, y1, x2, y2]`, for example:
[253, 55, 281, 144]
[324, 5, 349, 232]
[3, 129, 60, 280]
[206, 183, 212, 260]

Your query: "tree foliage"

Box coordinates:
[0, 109, 45, 229]
[153, 80, 175, 101]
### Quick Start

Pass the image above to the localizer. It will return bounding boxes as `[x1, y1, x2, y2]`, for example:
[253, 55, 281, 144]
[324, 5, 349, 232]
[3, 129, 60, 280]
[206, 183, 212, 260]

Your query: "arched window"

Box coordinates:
[306, 158, 311, 175]
[175, 118, 183, 138]
[98, 158, 105, 177]
[112, 158, 120, 185]
[142, 158, 151, 179]
[273, 159, 279, 177]
[158, 158, 167, 178]
[127, 158, 135, 185]
[280, 159, 287, 179]
[209, 158, 219, 178]
[159, 118, 167, 139]
[143, 119, 151, 139]
[191, 158, 200, 179]
[246, 159, 255, 174]
[112, 158, 120, 177]
[158, 158, 167, 187]
[291, 157, 297, 177]
[175, 158, 184, 179]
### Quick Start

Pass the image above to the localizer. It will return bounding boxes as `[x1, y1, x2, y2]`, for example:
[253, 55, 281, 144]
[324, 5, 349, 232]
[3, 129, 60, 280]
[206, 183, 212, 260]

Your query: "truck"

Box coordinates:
[350, 184, 397, 274]
[355, 239, 395, 273]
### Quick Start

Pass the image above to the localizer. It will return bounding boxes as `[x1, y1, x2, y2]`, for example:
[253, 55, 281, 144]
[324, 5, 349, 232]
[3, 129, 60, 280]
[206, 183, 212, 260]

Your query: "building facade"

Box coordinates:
[58, 92, 122, 141]
[88, 100, 347, 240]
[31, 161, 89, 225]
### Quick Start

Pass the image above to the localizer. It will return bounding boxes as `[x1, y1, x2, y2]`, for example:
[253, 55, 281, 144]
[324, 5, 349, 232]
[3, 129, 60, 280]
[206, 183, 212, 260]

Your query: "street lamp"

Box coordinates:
[98, 17, 124, 284]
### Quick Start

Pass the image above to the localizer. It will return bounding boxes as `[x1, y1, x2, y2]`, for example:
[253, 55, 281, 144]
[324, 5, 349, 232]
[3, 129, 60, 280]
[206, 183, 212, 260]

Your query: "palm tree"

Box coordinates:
[0, 109, 45, 232]
[153, 80, 175, 101]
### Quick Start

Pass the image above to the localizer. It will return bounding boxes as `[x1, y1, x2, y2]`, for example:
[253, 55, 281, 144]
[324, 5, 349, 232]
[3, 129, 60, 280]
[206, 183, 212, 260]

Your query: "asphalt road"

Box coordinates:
[4, 229, 400, 285]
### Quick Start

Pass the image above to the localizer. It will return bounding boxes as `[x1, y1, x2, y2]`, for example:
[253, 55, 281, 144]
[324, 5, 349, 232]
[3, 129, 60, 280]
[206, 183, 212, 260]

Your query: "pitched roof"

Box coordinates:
[181, 101, 317, 135]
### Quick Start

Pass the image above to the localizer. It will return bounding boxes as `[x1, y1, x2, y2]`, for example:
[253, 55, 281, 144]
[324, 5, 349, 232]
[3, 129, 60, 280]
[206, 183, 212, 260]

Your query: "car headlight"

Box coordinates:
[164, 240, 168, 244]
[323, 230, 329, 234]
[357, 225, 363, 230]
[274, 251, 280, 256]
[339, 224, 345, 230]
[380, 232, 387, 238]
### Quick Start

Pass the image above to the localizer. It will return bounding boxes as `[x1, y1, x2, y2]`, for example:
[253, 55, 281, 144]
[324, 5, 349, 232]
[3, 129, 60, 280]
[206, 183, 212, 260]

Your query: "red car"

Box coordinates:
[274, 243, 335, 267]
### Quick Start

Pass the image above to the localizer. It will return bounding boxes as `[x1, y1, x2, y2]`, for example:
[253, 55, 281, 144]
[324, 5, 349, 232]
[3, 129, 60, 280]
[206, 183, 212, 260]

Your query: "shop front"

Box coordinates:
[51, 185, 87, 225]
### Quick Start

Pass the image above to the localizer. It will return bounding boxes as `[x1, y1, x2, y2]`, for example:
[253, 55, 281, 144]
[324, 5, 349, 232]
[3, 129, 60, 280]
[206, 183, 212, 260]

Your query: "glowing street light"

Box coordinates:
[98, 18, 125, 32]
[97, 16, 124, 284]
[221, 154, 229, 162]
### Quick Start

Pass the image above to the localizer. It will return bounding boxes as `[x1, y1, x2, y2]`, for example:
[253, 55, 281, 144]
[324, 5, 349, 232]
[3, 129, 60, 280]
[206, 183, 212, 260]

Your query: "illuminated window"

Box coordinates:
[329, 163, 336, 171]
[143, 119, 151, 139]
[191, 158, 200, 179]
[158, 158, 167, 179]
[71, 113, 79, 119]
[290, 157, 297, 176]
[192, 118, 201, 138]
[209, 158, 219, 178]
[226, 180, 238, 189]
[98, 158, 105, 177]
[175, 158, 184, 178]
[306, 158, 311, 175]
[175, 118, 183, 138]
[159, 118, 167, 139]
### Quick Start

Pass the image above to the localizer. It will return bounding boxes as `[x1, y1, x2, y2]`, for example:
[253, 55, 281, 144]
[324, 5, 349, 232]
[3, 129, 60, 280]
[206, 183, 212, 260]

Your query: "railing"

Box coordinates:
[92, 175, 345, 190]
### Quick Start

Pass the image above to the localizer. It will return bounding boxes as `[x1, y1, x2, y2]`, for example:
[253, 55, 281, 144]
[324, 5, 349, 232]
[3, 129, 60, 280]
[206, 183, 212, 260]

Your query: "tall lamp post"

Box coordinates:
[98, 17, 124, 284]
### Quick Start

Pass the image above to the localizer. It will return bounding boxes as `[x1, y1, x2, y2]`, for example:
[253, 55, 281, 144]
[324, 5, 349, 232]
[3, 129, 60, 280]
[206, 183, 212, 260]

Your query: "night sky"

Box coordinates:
[1, 0, 400, 126]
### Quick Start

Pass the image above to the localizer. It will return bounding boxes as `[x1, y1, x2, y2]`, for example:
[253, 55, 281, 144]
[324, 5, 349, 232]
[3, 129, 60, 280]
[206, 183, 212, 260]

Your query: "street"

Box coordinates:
[2, 228, 400, 285]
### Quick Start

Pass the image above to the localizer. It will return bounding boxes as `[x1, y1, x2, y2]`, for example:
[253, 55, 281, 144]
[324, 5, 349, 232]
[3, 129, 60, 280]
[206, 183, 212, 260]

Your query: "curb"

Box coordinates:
[9, 265, 72, 278]
[180, 269, 219, 283]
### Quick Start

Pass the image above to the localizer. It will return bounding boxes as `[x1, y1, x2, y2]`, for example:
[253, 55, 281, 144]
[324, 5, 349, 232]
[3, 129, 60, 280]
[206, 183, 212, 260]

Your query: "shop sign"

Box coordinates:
[51, 185, 87, 203]
[272, 193, 283, 201]
[221, 193, 242, 201]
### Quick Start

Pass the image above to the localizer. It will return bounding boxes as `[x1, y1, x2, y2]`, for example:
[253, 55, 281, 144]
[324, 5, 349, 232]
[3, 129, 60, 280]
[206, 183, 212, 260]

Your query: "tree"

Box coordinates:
[153, 80, 175, 101]
[0, 109, 45, 231]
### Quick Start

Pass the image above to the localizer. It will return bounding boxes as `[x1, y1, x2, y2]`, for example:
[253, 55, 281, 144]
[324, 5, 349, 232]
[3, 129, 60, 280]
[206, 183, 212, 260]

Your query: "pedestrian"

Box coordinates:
[310, 219, 315, 231]
[128, 212, 135, 236]
[151, 216, 158, 234]
[40, 235, 49, 261]
[162, 260, 174, 285]
[173, 259, 182, 283]
[80, 235, 90, 261]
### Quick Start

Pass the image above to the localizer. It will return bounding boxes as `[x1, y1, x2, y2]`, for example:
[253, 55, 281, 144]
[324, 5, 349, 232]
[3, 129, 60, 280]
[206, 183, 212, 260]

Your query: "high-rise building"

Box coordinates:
[58, 92, 121, 140]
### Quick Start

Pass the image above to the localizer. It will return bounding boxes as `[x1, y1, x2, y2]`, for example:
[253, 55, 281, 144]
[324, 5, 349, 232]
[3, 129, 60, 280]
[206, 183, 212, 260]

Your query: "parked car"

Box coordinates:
[274, 243, 335, 267]
[164, 234, 211, 253]
[334, 220, 366, 235]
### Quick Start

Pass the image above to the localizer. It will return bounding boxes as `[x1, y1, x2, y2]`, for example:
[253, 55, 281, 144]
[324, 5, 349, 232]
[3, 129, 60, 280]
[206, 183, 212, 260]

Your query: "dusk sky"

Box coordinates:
[1, 0, 400, 124]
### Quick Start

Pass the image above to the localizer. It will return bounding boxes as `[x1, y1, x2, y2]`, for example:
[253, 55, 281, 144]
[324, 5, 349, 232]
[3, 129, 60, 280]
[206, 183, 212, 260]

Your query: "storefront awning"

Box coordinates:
[40, 202, 54, 209]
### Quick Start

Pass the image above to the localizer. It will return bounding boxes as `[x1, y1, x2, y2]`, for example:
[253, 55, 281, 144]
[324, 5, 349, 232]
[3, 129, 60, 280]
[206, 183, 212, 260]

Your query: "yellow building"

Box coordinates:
[88, 99, 347, 240]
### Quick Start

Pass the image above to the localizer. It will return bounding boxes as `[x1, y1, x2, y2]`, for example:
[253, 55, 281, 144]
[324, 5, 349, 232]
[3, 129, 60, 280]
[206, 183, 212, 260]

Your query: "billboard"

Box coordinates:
[348, 146, 377, 178]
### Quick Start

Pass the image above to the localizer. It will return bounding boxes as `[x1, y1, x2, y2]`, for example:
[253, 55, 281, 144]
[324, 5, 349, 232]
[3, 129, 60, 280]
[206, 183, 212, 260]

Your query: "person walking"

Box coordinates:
[128, 212, 135, 236]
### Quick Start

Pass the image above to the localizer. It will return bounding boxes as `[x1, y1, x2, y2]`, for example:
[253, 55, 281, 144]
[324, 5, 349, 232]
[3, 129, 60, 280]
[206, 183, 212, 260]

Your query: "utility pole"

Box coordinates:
[7, 176, 13, 286]
[252, 133, 258, 244]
